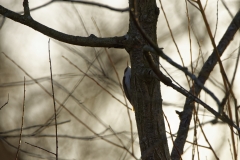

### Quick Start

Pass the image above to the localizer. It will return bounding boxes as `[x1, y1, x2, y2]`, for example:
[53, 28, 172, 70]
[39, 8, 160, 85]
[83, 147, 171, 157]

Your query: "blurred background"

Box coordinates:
[0, 0, 239, 159]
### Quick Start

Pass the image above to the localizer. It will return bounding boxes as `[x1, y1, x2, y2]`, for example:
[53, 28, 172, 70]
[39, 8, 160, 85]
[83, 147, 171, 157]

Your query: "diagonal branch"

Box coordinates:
[0, 5, 126, 48]
[130, 10, 221, 107]
[143, 45, 221, 107]
[17, 0, 129, 14]
[131, 7, 240, 159]
[171, 10, 240, 160]
[143, 49, 239, 131]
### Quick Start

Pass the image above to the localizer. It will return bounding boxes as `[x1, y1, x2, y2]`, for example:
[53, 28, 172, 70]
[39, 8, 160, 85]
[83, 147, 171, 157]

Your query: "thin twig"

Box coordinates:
[230, 42, 240, 130]
[2, 51, 107, 137]
[203, 0, 209, 10]
[0, 16, 5, 29]
[163, 112, 182, 160]
[183, 4, 200, 157]
[0, 93, 9, 110]
[187, 0, 200, 11]
[15, 77, 26, 160]
[142, 47, 239, 130]
[197, 1, 239, 157]
[130, 9, 221, 107]
[184, 0, 194, 76]
[143, 51, 172, 86]
[1, 138, 48, 159]
[171, 82, 239, 130]
[2, 52, 137, 159]
[197, 0, 234, 108]
[1, 129, 137, 141]
[29, 8, 124, 136]
[48, 39, 58, 159]
[35, 41, 111, 137]
[228, 139, 234, 160]
[0, 5, 126, 48]
[143, 45, 221, 106]
[25, 142, 56, 155]
[213, 0, 219, 39]
[158, 0, 191, 87]
[58, 99, 138, 159]
[142, 39, 238, 132]
[226, 100, 237, 159]
[220, 0, 233, 18]
[193, 107, 219, 159]
[166, 131, 211, 149]
[23, 0, 31, 16]
[0, 120, 70, 134]
[71, 5, 106, 75]
[62, 56, 131, 110]
[62, 56, 137, 159]
[18, 0, 129, 14]
[108, 126, 131, 154]
[192, 105, 197, 160]
[91, 17, 135, 155]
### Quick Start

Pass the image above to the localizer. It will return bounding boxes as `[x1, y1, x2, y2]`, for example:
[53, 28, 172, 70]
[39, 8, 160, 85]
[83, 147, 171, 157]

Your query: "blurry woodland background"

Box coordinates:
[0, 0, 239, 159]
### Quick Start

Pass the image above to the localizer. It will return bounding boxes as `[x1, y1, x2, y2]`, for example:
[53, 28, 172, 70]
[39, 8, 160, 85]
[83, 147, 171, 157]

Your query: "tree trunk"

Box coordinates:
[126, 1, 170, 159]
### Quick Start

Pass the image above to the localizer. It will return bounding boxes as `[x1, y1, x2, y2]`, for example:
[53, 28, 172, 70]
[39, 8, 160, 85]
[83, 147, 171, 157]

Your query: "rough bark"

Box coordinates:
[126, 1, 170, 159]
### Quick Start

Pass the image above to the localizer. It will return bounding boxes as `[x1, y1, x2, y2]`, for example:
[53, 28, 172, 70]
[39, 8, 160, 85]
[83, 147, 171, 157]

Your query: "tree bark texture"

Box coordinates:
[127, 1, 170, 159]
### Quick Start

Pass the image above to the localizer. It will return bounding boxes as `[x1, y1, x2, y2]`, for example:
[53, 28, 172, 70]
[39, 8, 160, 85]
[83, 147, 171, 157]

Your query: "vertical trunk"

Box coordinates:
[126, 1, 170, 159]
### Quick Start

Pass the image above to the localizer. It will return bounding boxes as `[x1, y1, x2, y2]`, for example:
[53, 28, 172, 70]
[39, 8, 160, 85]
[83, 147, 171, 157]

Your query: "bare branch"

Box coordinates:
[171, 10, 240, 159]
[142, 45, 239, 133]
[143, 50, 172, 86]
[131, 10, 221, 107]
[25, 142, 56, 155]
[61, 0, 128, 12]
[0, 94, 9, 110]
[0, 16, 5, 29]
[0, 120, 70, 135]
[23, 0, 31, 16]
[143, 45, 221, 107]
[62, 56, 132, 110]
[1, 138, 54, 159]
[0, 5, 126, 48]
[48, 39, 58, 159]
[18, 0, 129, 14]
[15, 77, 26, 160]
[2, 52, 137, 159]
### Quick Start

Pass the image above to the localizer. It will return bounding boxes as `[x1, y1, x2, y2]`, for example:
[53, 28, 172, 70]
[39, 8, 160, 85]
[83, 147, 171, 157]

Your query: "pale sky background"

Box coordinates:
[0, 0, 239, 159]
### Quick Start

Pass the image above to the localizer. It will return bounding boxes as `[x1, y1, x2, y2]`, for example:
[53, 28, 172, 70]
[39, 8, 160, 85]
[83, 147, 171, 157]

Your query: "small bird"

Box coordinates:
[122, 65, 132, 105]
